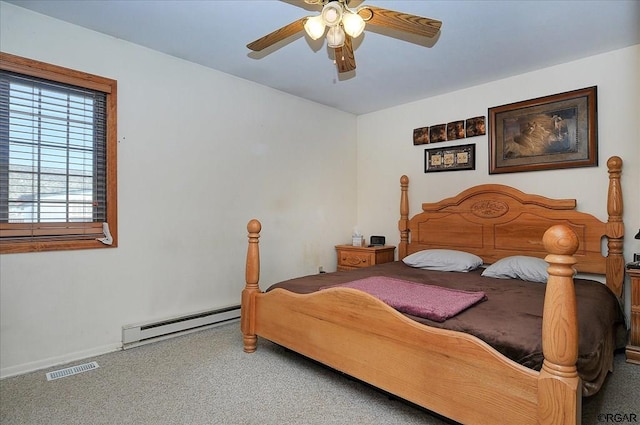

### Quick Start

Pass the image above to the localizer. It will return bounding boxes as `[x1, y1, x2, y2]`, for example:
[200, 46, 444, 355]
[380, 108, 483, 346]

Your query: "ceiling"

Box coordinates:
[5, 0, 640, 115]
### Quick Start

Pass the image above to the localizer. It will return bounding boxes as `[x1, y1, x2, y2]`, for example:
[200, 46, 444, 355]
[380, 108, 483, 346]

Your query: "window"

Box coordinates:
[0, 53, 117, 253]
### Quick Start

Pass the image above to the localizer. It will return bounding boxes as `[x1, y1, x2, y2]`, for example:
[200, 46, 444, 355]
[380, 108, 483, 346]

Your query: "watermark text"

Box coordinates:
[598, 413, 638, 423]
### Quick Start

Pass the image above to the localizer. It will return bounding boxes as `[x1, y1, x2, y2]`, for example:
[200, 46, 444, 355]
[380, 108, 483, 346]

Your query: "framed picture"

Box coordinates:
[488, 86, 597, 174]
[465, 116, 486, 137]
[413, 126, 430, 145]
[425, 144, 475, 173]
[446, 120, 465, 140]
[429, 124, 447, 143]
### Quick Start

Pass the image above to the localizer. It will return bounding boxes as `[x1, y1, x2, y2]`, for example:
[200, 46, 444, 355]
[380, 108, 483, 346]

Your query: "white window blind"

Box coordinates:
[0, 70, 107, 240]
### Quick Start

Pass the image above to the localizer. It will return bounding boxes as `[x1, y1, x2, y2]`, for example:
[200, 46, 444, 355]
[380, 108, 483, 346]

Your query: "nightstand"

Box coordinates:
[626, 268, 640, 364]
[335, 245, 396, 271]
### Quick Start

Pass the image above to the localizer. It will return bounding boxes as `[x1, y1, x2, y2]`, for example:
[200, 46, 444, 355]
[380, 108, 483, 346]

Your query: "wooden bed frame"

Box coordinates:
[241, 156, 624, 425]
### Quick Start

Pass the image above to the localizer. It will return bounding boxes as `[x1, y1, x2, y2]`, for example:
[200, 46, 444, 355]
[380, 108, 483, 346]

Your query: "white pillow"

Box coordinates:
[402, 249, 483, 272]
[481, 256, 548, 283]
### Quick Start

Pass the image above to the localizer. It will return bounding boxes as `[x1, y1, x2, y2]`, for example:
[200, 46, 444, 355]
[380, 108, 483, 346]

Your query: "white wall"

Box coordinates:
[356, 44, 640, 312]
[0, 3, 358, 377]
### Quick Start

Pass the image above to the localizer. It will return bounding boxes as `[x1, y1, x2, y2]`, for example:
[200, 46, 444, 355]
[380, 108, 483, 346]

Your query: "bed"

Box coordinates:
[241, 156, 626, 425]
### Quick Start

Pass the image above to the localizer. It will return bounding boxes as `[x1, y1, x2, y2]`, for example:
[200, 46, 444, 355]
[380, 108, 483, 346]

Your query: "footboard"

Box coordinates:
[241, 221, 582, 425]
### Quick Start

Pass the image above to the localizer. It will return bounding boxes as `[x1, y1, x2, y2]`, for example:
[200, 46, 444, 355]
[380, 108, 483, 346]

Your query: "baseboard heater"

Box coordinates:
[122, 305, 240, 349]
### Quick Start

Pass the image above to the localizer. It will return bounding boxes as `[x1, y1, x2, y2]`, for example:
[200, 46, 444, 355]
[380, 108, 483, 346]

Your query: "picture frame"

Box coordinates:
[429, 124, 447, 143]
[413, 116, 485, 145]
[488, 86, 597, 174]
[413, 126, 430, 145]
[446, 120, 465, 140]
[424, 144, 475, 173]
[465, 116, 486, 137]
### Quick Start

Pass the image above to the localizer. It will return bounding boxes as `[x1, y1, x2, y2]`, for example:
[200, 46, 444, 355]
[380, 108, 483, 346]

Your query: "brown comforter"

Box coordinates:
[268, 261, 627, 396]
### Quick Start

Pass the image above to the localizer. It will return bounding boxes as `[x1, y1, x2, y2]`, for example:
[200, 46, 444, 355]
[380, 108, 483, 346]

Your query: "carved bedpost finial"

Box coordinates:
[247, 218, 262, 234]
[607, 156, 623, 224]
[242, 219, 262, 353]
[398, 175, 410, 259]
[246, 219, 261, 289]
[607, 155, 622, 174]
[606, 156, 624, 300]
[538, 224, 580, 424]
[543, 224, 579, 257]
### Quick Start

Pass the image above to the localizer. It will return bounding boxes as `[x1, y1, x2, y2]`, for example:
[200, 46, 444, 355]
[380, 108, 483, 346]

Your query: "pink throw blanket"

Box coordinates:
[321, 276, 486, 322]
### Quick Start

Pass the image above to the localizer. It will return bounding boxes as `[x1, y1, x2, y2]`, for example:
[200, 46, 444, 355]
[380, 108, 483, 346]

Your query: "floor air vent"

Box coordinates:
[46, 361, 99, 381]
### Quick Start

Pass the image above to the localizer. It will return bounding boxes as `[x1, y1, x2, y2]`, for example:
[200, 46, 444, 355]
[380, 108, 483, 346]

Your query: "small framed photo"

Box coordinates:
[413, 127, 430, 145]
[488, 86, 597, 174]
[429, 124, 447, 143]
[425, 144, 476, 173]
[446, 120, 465, 140]
[465, 116, 486, 137]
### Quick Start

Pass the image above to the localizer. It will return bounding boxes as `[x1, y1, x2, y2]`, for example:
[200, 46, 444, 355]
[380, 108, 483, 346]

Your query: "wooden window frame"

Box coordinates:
[0, 52, 117, 253]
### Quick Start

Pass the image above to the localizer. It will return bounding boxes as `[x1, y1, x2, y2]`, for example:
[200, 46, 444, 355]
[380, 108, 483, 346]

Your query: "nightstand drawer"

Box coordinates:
[335, 245, 396, 271]
[339, 251, 373, 268]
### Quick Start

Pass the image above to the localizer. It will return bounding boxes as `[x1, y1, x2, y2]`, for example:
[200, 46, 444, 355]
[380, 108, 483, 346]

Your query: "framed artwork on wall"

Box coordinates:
[413, 126, 430, 145]
[465, 116, 486, 137]
[446, 120, 465, 140]
[488, 86, 597, 174]
[424, 144, 476, 173]
[413, 116, 485, 146]
[429, 124, 447, 143]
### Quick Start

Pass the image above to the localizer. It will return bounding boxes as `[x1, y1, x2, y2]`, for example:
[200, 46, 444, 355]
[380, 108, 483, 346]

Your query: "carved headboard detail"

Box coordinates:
[398, 156, 624, 299]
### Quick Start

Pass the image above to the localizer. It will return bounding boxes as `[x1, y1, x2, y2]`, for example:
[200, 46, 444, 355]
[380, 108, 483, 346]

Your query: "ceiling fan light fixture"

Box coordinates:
[326, 25, 345, 48]
[321, 2, 343, 27]
[342, 11, 365, 38]
[247, 2, 443, 74]
[304, 15, 326, 40]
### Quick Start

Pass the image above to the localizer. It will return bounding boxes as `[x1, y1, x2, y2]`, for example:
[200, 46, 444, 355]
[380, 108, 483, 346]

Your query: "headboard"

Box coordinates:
[398, 156, 624, 299]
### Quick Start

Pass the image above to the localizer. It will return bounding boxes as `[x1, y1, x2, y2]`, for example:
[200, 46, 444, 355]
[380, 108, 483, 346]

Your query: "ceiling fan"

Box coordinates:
[247, 0, 442, 74]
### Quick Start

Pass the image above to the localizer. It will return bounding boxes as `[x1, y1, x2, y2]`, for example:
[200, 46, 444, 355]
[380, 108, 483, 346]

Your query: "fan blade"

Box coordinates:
[335, 35, 356, 73]
[358, 6, 442, 38]
[247, 17, 307, 51]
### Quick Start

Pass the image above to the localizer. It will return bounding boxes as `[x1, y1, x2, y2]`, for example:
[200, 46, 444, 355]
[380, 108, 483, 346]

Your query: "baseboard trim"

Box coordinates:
[0, 343, 121, 380]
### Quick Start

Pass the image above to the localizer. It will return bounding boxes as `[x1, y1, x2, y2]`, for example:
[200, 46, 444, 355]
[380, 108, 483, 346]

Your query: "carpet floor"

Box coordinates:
[1, 322, 638, 424]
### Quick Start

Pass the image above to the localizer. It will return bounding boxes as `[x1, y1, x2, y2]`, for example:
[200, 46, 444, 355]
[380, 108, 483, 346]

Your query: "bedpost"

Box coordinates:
[605, 156, 624, 300]
[241, 219, 261, 353]
[398, 175, 409, 259]
[538, 225, 581, 425]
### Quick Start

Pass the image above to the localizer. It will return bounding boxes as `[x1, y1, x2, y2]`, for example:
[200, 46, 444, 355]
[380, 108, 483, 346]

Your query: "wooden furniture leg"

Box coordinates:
[241, 219, 261, 353]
